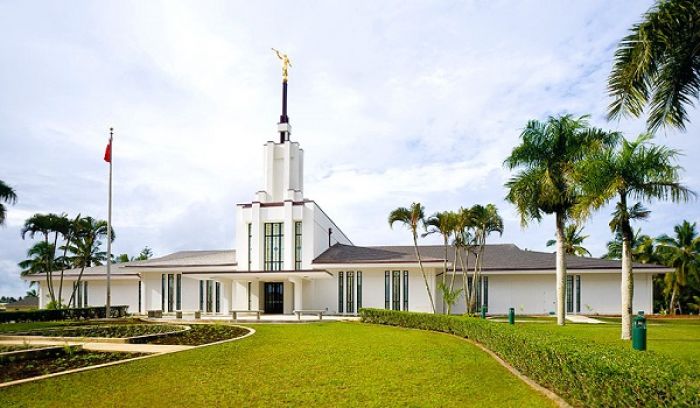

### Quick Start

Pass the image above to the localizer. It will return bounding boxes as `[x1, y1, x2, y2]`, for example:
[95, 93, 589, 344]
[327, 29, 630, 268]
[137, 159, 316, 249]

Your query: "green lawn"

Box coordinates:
[0, 322, 554, 407]
[513, 317, 700, 365]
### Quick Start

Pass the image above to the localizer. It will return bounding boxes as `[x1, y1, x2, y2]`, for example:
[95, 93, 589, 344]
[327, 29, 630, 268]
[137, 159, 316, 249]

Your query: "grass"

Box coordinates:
[0, 322, 554, 407]
[510, 316, 700, 365]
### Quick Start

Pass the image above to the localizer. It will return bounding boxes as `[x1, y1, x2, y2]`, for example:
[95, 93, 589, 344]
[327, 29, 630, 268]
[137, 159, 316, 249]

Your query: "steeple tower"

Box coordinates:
[272, 48, 292, 143]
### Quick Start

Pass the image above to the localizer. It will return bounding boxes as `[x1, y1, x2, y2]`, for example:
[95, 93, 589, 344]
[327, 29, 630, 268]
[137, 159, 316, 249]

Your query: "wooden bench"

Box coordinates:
[230, 309, 262, 321]
[293, 310, 325, 321]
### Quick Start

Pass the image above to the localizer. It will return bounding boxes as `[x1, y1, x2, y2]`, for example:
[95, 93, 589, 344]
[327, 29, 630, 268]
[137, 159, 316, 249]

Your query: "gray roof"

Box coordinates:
[313, 243, 667, 271]
[5, 296, 39, 308]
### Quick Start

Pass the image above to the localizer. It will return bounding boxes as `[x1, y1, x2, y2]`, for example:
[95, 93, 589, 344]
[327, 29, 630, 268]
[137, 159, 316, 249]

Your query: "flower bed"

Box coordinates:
[360, 308, 700, 408]
[148, 324, 249, 346]
[7, 324, 183, 339]
[0, 344, 43, 353]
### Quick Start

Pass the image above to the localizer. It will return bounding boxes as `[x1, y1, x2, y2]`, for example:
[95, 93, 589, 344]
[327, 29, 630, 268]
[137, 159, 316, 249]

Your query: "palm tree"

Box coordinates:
[577, 134, 693, 338]
[655, 221, 700, 315]
[66, 217, 112, 307]
[546, 224, 591, 257]
[0, 179, 17, 226]
[18, 241, 58, 287]
[423, 211, 455, 313]
[468, 204, 503, 314]
[504, 114, 618, 325]
[389, 202, 436, 313]
[452, 207, 475, 313]
[608, 0, 700, 132]
[604, 228, 651, 260]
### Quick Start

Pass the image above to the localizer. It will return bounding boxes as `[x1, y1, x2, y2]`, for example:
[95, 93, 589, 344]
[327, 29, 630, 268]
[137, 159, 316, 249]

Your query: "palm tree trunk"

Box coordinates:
[555, 212, 567, 326]
[413, 232, 436, 313]
[669, 285, 677, 316]
[442, 235, 449, 314]
[44, 234, 56, 304]
[459, 248, 469, 313]
[620, 217, 634, 339]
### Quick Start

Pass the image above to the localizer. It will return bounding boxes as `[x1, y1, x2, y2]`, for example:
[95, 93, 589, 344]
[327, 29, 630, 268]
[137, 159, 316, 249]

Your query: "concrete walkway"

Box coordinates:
[149, 314, 362, 323]
[0, 339, 193, 353]
[565, 315, 605, 324]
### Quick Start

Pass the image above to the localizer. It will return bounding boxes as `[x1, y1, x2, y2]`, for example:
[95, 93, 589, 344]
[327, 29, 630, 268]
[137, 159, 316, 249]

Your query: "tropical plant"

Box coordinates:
[504, 114, 618, 325]
[577, 134, 693, 338]
[655, 221, 700, 315]
[423, 211, 454, 313]
[389, 202, 436, 313]
[66, 217, 112, 307]
[18, 242, 60, 287]
[21, 213, 66, 304]
[0, 179, 17, 226]
[608, 0, 700, 132]
[604, 228, 652, 260]
[467, 204, 503, 315]
[451, 207, 475, 313]
[546, 224, 591, 257]
[134, 246, 153, 261]
[25, 289, 37, 297]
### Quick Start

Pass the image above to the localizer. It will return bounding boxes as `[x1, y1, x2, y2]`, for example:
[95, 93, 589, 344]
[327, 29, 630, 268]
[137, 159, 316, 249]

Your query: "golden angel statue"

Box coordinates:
[271, 48, 292, 81]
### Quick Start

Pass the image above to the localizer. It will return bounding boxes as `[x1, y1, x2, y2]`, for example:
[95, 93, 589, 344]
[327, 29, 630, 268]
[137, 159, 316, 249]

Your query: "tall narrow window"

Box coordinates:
[138, 280, 142, 313]
[392, 271, 401, 311]
[247, 282, 252, 311]
[477, 277, 482, 311]
[161, 274, 166, 311]
[295, 221, 302, 270]
[199, 280, 204, 311]
[346, 271, 355, 314]
[73, 282, 79, 308]
[357, 271, 363, 310]
[176, 274, 182, 310]
[575, 275, 581, 313]
[566, 275, 574, 313]
[338, 271, 344, 313]
[384, 271, 390, 309]
[264, 222, 284, 271]
[83, 281, 87, 307]
[483, 276, 489, 311]
[403, 270, 409, 311]
[167, 274, 174, 312]
[215, 282, 221, 313]
[247, 223, 252, 271]
[206, 280, 214, 313]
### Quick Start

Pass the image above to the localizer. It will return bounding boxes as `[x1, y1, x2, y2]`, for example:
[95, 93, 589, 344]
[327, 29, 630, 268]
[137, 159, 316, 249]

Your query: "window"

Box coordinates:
[483, 276, 489, 311]
[215, 282, 221, 313]
[392, 271, 400, 311]
[384, 271, 390, 309]
[346, 271, 355, 314]
[167, 274, 174, 312]
[247, 223, 252, 271]
[566, 275, 574, 313]
[338, 271, 344, 313]
[264, 223, 284, 271]
[206, 280, 214, 313]
[161, 274, 166, 311]
[403, 271, 409, 311]
[138, 280, 142, 313]
[295, 221, 302, 270]
[357, 271, 363, 310]
[575, 275, 581, 313]
[83, 281, 87, 306]
[176, 274, 182, 310]
[247, 282, 252, 311]
[199, 280, 204, 311]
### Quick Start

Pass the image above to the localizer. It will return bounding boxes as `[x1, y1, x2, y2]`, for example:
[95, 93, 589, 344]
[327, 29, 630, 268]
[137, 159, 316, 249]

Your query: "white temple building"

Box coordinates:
[24, 72, 671, 317]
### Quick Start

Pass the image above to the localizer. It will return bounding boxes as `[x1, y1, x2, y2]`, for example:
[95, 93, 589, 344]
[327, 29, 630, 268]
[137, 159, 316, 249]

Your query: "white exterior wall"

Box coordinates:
[35, 278, 139, 313]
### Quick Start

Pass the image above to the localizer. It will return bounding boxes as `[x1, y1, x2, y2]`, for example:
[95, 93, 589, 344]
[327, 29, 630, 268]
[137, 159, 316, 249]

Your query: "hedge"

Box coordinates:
[360, 308, 699, 408]
[0, 306, 129, 324]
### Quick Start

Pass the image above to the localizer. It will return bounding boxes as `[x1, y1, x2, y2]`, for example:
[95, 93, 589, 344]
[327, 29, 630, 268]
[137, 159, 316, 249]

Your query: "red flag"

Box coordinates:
[104, 139, 112, 163]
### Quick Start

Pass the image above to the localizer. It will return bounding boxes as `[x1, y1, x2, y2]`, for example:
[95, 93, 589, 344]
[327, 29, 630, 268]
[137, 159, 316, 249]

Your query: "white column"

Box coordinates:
[283, 201, 294, 270]
[289, 277, 303, 311]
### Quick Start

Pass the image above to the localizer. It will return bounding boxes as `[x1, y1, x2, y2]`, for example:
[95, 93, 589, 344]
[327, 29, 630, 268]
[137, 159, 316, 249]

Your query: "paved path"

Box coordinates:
[0, 339, 193, 353]
[150, 314, 362, 323]
[565, 315, 605, 324]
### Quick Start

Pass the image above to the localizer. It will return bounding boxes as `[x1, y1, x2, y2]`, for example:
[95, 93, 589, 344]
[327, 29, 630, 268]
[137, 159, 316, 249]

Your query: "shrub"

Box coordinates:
[360, 308, 699, 407]
[0, 306, 129, 324]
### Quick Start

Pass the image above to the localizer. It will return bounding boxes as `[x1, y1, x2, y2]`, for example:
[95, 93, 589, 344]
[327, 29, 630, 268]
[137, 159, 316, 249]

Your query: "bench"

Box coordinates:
[230, 309, 262, 321]
[293, 310, 325, 321]
[147, 310, 163, 318]
[175, 311, 202, 319]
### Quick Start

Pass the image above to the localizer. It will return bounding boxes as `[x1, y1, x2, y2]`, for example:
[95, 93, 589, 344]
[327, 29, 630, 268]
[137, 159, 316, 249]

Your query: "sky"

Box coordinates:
[1, 0, 698, 297]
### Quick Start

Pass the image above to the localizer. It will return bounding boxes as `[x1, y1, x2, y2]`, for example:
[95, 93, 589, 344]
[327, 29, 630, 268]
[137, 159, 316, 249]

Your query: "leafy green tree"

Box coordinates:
[18, 241, 60, 287]
[546, 224, 591, 257]
[0, 179, 17, 226]
[468, 204, 503, 315]
[66, 217, 112, 307]
[604, 228, 652, 260]
[424, 211, 455, 313]
[21, 213, 67, 303]
[451, 207, 475, 313]
[608, 0, 700, 132]
[505, 114, 617, 325]
[656, 221, 700, 314]
[134, 246, 153, 261]
[25, 289, 37, 297]
[577, 134, 693, 338]
[389, 202, 436, 313]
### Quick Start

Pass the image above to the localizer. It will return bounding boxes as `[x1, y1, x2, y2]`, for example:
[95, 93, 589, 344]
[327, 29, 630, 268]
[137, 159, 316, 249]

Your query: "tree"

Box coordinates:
[577, 134, 693, 338]
[546, 224, 591, 257]
[504, 114, 618, 325]
[604, 228, 651, 260]
[608, 0, 700, 132]
[66, 217, 112, 307]
[134, 246, 153, 261]
[424, 211, 455, 313]
[468, 204, 503, 315]
[21, 213, 63, 303]
[655, 221, 700, 315]
[18, 241, 60, 287]
[451, 207, 475, 314]
[389, 202, 436, 313]
[0, 179, 17, 226]
[26, 289, 37, 297]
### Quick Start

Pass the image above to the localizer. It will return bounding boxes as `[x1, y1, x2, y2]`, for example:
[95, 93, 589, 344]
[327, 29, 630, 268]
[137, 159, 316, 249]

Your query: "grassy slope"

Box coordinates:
[516, 317, 700, 365]
[0, 322, 553, 407]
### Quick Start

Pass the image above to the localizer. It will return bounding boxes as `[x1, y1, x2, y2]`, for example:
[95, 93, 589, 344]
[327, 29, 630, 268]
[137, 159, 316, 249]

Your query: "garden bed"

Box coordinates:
[0, 344, 44, 353]
[1, 348, 143, 383]
[148, 324, 249, 346]
[5, 324, 185, 340]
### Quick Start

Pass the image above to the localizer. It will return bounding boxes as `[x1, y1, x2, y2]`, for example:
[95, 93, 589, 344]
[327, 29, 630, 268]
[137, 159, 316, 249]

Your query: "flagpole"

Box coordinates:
[106, 127, 113, 318]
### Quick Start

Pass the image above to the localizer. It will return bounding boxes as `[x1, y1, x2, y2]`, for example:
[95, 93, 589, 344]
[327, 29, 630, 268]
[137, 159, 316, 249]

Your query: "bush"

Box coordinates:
[0, 306, 129, 324]
[360, 308, 699, 407]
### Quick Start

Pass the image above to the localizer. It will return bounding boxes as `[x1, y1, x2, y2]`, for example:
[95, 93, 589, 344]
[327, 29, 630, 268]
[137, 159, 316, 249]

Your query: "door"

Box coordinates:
[264, 282, 284, 314]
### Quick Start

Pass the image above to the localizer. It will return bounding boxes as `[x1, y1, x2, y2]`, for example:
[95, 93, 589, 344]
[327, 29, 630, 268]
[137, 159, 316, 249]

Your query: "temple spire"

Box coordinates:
[272, 48, 292, 143]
